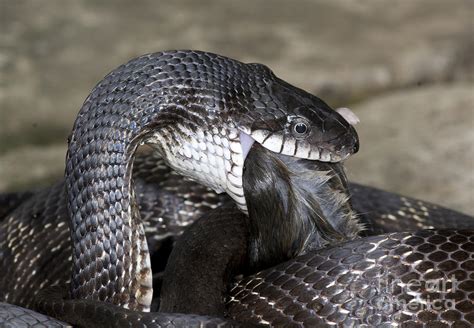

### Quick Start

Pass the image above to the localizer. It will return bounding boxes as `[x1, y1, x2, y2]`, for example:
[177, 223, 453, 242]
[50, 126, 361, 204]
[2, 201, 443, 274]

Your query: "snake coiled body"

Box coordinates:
[1, 150, 473, 327]
[0, 50, 472, 327]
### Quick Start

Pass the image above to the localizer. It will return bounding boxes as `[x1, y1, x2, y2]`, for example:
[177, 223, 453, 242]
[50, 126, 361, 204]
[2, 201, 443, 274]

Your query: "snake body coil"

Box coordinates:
[1, 150, 473, 326]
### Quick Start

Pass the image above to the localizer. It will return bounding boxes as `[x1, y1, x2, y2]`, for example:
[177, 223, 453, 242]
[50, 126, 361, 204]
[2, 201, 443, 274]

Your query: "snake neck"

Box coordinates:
[146, 122, 250, 213]
[242, 144, 362, 271]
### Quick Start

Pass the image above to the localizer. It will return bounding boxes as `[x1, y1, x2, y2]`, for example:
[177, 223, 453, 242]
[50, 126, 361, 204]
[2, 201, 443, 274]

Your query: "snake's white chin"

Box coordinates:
[239, 131, 345, 164]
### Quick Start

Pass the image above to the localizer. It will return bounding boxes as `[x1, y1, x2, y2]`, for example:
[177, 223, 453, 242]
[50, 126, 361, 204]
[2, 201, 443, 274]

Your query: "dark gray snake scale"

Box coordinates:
[0, 50, 473, 327]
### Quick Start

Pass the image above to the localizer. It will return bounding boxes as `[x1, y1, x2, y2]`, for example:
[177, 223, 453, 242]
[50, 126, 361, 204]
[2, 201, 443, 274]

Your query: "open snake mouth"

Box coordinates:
[238, 107, 360, 164]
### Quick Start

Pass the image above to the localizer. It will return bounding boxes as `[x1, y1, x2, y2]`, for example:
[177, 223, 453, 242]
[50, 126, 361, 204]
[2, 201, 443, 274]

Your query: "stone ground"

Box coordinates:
[0, 0, 473, 214]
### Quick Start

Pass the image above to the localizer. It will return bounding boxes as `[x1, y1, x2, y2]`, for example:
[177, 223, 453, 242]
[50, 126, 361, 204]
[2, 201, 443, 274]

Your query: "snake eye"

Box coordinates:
[291, 120, 310, 138]
[294, 123, 307, 134]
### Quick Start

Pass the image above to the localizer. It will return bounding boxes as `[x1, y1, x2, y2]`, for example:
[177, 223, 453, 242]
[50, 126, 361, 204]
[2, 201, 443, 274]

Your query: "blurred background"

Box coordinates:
[0, 0, 472, 214]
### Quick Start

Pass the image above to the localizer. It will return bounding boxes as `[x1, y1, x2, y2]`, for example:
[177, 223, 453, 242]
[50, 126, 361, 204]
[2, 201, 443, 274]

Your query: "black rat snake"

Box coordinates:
[0, 50, 473, 327]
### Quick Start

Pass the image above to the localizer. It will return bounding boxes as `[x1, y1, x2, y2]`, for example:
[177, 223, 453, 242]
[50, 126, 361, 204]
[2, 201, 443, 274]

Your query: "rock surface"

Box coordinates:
[0, 144, 65, 193]
[347, 83, 474, 215]
[1, 0, 473, 214]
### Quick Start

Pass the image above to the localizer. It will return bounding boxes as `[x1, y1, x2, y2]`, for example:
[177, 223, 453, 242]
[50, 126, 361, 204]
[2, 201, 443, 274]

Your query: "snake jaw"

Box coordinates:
[238, 109, 359, 163]
[241, 128, 354, 163]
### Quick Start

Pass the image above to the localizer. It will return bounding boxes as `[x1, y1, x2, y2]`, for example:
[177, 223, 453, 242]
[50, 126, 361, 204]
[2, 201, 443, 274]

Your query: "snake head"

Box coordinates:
[238, 70, 359, 163]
